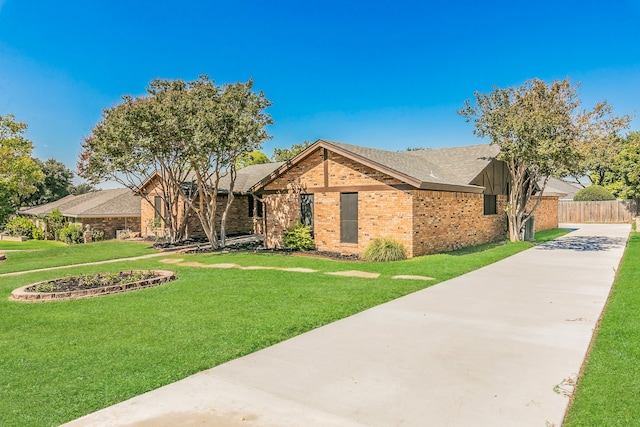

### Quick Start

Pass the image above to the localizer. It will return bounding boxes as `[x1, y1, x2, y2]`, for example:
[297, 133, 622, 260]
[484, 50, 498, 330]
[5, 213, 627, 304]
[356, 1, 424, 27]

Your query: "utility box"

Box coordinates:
[523, 216, 535, 242]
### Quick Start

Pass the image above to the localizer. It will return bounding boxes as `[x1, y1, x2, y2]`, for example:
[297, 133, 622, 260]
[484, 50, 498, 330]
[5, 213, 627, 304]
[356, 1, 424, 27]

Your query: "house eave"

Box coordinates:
[249, 139, 424, 193]
[62, 214, 141, 219]
[418, 182, 486, 194]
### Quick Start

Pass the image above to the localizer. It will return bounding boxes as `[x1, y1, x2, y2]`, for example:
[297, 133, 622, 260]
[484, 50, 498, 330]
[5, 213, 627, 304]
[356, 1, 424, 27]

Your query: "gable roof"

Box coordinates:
[220, 162, 286, 194]
[137, 162, 286, 196]
[252, 139, 501, 194]
[21, 188, 141, 218]
[541, 177, 581, 199]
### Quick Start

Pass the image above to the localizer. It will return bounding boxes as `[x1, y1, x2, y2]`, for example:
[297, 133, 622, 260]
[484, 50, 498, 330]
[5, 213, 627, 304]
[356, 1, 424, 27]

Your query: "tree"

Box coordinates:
[79, 76, 272, 248]
[79, 79, 195, 243]
[23, 158, 74, 206]
[236, 150, 270, 168]
[459, 78, 630, 241]
[69, 182, 98, 195]
[185, 78, 272, 248]
[572, 104, 631, 185]
[602, 131, 640, 198]
[271, 141, 311, 162]
[0, 114, 45, 225]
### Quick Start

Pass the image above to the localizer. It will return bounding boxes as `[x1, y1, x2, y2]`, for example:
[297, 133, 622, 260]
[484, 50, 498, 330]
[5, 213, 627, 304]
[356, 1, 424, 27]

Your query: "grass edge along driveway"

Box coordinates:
[563, 231, 640, 426]
[1, 232, 563, 427]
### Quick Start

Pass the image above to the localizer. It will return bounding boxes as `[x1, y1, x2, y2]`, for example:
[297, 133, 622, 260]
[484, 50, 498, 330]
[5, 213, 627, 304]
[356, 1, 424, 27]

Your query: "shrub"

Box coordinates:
[45, 209, 64, 240]
[58, 223, 84, 244]
[91, 229, 105, 242]
[4, 217, 43, 239]
[283, 223, 315, 251]
[362, 237, 407, 262]
[573, 185, 616, 201]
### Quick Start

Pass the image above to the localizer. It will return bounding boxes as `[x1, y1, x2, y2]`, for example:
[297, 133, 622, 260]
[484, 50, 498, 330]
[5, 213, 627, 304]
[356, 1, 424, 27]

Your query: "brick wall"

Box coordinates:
[412, 191, 507, 256]
[79, 217, 141, 240]
[261, 147, 514, 257]
[327, 152, 404, 186]
[529, 196, 559, 231]
[266, 148, 325, 191]
[140, 183, 254, 239]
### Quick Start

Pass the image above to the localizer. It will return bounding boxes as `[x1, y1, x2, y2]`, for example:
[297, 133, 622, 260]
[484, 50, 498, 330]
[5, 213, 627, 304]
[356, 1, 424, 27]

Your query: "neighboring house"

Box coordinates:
[544, 177, 584, 200]
[251, 139, 561, 258]
[138, 162, 284, 239]
[20, 188, 141, 239]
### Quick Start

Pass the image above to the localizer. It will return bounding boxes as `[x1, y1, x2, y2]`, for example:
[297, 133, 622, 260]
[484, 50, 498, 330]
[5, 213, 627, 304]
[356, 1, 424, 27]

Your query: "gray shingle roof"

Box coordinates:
[319, 140, 500, 190]
[540, 177, 582, 199]
[21, 188, 141, 218]
[219, 162, 286, 194]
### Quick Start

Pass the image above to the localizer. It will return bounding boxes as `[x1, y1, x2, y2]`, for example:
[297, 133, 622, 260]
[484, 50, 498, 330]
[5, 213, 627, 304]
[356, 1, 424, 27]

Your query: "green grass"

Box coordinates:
[563, 232, 640, 426]
[0, 239, 66, 251]
[534, 228, 572, 243]
[0, 240, 156, 274]
[0, 238, 536, 427]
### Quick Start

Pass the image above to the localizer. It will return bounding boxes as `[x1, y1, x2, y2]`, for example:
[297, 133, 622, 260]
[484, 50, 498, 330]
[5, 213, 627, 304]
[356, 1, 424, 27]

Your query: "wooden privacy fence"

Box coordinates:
[559, 199, 640, 223]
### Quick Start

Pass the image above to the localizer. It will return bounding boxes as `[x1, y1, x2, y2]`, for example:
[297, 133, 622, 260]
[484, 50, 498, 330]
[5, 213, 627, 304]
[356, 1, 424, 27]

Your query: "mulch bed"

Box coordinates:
[10, 270, 177, 302]
[24, 271, 157, 293]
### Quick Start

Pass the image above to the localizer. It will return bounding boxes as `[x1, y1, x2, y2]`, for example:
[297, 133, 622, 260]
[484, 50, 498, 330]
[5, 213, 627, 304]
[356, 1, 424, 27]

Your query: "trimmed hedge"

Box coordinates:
[573, 185, 616, 201]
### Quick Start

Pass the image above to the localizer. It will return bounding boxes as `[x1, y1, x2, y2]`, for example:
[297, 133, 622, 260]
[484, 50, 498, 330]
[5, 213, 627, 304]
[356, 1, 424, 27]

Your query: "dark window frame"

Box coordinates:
[484, 194, 497, 215]
[340, 192, 358, 244]
[154, 196, 163, 221]
[300, 194, 314, 235]
[248, 195, 264, 218]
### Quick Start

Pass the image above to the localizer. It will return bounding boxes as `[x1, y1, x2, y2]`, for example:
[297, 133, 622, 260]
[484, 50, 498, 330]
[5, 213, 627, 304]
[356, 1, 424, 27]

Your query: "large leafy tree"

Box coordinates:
[0, 114, 45, 225]
[79, 76, 272, 247]
[185, 78, 272, 248]
[572, 104, 631, 186]
[602, 131, 640, 199]
[459, 78, 629, 241]
[22, 158, 74, 206]
[79, 80, 196, 243]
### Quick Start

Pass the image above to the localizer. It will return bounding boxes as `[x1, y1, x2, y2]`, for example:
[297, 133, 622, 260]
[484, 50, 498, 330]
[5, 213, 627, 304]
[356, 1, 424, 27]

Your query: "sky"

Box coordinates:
[1, 0, 639, 184]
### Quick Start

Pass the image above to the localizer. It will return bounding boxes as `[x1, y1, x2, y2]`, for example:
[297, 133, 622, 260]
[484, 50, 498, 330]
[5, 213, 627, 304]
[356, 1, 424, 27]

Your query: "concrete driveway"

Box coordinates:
[64, 223, 630, 427]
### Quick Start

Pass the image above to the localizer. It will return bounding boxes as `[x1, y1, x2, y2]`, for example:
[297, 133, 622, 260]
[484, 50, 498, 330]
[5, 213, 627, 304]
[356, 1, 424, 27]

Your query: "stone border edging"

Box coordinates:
[9, 270, 177, 302]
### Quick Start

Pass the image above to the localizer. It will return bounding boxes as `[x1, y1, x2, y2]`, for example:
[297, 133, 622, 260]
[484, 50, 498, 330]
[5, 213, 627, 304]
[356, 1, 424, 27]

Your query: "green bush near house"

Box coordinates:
[363, 237, 407, 262]
[4, 217, 43, 240]
[573, 185, 616, 201]
[58, 223, 84, 244]
[283, 223, 315, 251]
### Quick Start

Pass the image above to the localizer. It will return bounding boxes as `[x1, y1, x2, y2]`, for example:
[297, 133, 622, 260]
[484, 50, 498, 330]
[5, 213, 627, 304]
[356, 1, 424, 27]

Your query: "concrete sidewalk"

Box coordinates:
[64, 224, 630, 427]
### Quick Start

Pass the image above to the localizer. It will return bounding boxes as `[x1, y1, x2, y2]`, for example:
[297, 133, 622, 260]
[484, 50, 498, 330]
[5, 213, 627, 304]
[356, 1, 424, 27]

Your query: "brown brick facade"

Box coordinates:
[260, 148, 518, 257]
[529, 196, 559, 231]
[69, 217, 141, 240]
[140, 183, 255, 239]
[411, 191, 508, 255]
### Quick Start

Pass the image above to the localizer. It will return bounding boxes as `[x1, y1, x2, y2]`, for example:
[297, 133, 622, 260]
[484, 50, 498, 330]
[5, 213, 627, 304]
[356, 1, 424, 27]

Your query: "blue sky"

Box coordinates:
[1, 0, 639, 180]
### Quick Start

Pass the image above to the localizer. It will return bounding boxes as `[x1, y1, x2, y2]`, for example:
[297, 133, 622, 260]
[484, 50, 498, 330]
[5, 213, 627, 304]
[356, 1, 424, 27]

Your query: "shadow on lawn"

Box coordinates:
[536, 236, 627, 252]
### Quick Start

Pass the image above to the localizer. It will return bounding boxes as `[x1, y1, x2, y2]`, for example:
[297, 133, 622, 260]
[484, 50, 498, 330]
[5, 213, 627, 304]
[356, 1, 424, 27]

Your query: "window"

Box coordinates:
[484, 194, 497, 215]
[300, 194, 314, 234]
[340, 193, 358, 243]
[248, 195, 264, 218]
[154, 196, 163, 220]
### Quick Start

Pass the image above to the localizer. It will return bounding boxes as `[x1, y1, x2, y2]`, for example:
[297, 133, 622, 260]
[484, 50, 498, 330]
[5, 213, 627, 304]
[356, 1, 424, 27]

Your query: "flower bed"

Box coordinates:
[9, 270, 176, 302]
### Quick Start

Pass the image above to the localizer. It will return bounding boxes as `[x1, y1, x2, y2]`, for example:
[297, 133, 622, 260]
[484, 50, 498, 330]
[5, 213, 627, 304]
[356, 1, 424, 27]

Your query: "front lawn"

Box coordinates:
[563, 232, 640, 426]
[0, 240, 156, 274]
[0, 239, 534, 427]
[0, 239, 66, 251]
